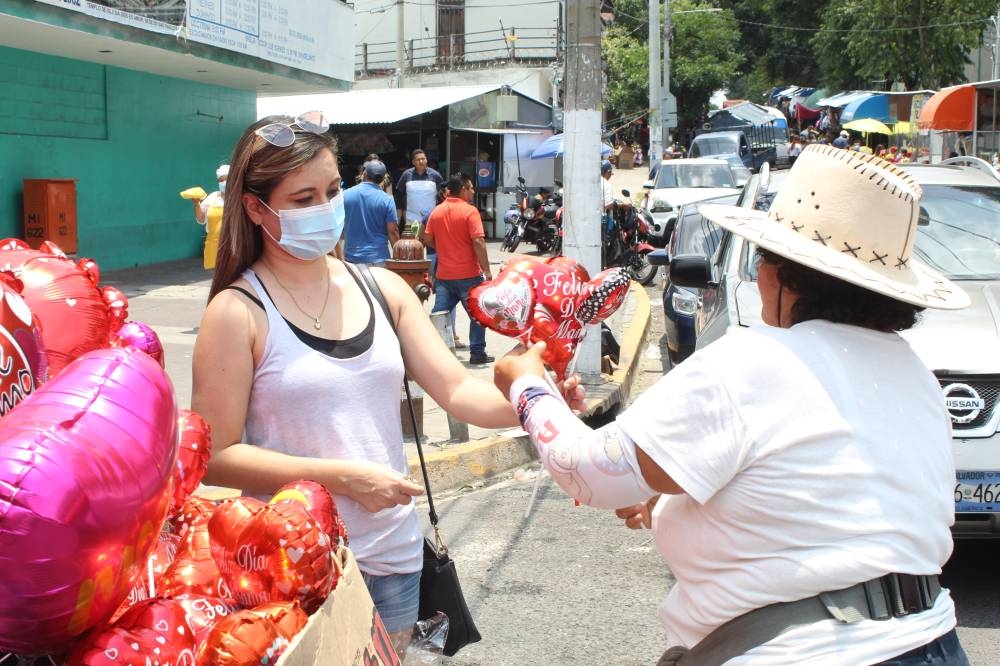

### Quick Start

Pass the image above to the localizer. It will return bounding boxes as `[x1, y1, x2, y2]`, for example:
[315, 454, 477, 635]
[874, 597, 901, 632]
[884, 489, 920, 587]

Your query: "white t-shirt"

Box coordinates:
[617, 321, 957, 664]
[601, 176, 614, 209]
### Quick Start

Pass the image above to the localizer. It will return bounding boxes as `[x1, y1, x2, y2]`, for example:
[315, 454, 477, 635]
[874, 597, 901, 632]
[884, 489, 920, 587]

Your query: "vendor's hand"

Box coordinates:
[615, 495, 660, 530]
[341, 460, 424, 513]
[494, 342, 547, 398]
[558, 373, 586, 414]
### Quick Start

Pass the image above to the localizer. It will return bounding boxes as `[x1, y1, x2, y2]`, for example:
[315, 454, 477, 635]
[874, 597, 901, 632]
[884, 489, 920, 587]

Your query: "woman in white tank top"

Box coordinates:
[191, 114, 582, 657]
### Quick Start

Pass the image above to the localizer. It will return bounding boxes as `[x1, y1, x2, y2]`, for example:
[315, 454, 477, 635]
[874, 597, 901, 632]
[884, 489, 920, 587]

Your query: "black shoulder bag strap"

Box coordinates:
[356, 263, 443, 546]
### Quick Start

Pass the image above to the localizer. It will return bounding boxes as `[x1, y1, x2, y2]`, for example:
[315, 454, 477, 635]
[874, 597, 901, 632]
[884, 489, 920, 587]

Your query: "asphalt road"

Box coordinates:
[413, 281, 1000, 665]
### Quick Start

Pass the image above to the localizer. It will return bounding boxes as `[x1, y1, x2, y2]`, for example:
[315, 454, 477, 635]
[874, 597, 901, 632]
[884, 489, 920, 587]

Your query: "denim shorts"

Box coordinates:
[874, 629, 970, 665]
[362, 570, 421, 633]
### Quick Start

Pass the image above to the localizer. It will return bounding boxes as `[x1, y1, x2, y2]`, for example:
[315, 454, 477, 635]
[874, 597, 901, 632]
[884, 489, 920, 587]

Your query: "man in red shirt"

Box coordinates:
[423, 173, 494, 365]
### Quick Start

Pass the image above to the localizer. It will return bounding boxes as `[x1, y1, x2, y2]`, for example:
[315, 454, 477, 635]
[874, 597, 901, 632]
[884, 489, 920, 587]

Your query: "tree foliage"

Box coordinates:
[602, 0, 743, 130]
[812, 0, 994, 90]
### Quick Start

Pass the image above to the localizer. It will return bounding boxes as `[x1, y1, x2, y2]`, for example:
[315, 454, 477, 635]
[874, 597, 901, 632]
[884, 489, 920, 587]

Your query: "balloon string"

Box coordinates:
[148, 554, 156, 598]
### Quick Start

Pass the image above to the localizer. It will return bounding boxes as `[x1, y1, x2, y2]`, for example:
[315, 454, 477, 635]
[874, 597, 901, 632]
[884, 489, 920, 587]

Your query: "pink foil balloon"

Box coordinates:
[0, 347, 178, 655]
[113, 320, 164, 368]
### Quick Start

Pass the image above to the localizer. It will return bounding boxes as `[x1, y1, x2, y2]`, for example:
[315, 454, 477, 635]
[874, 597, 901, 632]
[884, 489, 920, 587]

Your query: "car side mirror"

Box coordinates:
[643, 180, 655, 189]
[647, 248, 670, 266]
[670, 254, 715, 289]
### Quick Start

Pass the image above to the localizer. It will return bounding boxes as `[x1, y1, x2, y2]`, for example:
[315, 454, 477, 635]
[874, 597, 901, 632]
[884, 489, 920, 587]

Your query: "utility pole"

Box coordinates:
[662, 0, 678, 146]
[562, 0, 603, 380]
[395, 0, 405, 87]
[648, 0, 662, 161]
[993, 4, 1000, 81]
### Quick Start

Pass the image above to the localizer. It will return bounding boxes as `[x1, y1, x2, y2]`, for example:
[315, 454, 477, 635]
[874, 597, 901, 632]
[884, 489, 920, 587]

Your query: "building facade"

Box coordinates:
[0, 0, 353, 269]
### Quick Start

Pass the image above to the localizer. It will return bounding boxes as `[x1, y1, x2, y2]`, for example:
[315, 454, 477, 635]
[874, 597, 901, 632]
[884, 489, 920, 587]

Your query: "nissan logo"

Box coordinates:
[942, 383, 985, 424]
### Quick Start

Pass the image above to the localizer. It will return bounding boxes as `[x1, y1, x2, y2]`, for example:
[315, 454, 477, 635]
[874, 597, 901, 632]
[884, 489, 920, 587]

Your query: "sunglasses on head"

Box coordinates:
[254, 111, 329, 148]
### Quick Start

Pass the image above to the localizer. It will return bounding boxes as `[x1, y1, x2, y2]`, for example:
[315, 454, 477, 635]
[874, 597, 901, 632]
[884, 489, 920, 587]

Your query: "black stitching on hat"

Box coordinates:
[790, 221, 804, 232]
[813, 230, 832, 245]
[870, 251, 888, 265]
[895, 257, 909, 269]
[842, 242, 861, 257]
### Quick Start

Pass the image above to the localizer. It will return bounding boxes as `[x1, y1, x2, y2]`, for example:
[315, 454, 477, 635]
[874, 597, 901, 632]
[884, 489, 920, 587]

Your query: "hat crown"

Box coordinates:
[768, 145, 922, 272]
[364, 160, 387, 179]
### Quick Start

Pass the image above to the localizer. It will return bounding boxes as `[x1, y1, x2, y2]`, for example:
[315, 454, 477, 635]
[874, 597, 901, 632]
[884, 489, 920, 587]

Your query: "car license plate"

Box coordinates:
[955, 471, 1000, 512]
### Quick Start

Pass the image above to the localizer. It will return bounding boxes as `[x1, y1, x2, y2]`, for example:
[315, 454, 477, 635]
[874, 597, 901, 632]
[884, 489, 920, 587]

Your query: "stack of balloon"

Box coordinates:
[0, 241, 348, 664]
[468, 255, 632, 381]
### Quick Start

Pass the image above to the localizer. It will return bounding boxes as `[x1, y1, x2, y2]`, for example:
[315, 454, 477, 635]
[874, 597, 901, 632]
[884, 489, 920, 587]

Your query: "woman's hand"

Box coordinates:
[340, 460, 424, 513]
[615, 495, 660, 530]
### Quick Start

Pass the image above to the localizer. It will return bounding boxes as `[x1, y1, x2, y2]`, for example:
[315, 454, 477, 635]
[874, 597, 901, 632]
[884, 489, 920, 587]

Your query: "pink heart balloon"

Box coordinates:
[0, 347, 178, 655]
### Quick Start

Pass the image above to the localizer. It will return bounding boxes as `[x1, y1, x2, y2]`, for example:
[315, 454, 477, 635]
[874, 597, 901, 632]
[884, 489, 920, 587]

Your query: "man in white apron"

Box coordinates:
[395, 149, 444, 230]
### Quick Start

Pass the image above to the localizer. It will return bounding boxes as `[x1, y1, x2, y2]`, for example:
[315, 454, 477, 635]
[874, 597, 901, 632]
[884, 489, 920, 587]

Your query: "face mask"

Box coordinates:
[259, 193, 345, 261]
[218, 181, 227, 194]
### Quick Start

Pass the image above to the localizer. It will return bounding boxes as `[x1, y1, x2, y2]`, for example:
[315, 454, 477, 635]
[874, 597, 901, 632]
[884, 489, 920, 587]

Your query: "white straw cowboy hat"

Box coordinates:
[699, 144, 969, 309]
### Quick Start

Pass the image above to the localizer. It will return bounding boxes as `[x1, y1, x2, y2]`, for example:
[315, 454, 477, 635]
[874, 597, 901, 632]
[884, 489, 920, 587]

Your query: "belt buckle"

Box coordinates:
[881, 574, 909, 618]
[863, 579, 892, 621]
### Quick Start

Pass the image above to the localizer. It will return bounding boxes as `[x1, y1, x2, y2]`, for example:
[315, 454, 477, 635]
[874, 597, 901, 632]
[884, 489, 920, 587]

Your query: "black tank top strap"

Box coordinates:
[221, 285, 264, 310]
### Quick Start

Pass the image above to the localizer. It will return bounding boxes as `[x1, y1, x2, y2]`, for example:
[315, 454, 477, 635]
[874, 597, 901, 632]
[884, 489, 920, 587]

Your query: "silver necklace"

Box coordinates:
[263, 259, 331, 330]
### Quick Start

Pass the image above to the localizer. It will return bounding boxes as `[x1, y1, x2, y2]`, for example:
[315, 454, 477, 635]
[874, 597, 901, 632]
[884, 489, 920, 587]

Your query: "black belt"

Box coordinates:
[658, 574, 942, 666]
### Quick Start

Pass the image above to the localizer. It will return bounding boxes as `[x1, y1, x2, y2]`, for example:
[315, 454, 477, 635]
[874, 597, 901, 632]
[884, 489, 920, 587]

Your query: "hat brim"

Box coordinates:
[699, 203, 970, 310]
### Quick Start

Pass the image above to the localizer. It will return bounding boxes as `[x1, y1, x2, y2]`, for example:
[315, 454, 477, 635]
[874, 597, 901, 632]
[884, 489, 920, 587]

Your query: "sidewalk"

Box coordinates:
[101, 168, 651, 493]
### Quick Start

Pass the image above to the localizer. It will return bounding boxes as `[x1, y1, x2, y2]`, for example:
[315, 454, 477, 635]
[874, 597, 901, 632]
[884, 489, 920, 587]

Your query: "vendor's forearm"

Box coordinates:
[509, 375, 656, 509]
[440, 377, 519, 428]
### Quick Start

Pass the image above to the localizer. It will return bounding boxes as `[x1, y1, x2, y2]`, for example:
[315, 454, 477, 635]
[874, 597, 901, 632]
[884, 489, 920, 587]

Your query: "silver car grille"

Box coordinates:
[937, 376, 1000, 431]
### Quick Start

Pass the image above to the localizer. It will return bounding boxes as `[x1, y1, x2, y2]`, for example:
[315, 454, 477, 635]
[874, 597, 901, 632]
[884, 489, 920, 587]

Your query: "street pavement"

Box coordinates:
[100, 164, 655, 495]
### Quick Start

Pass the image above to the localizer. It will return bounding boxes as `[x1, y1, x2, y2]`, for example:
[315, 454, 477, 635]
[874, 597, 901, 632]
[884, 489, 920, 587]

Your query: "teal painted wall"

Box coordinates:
[0, 45, 254, 270]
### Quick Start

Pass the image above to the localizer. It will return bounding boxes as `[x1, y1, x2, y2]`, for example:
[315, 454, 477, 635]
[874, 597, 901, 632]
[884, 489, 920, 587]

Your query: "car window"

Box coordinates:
[676, 213, 722, 257]
[694, 137, 737, 155]
[913, 185, 1000, 280]
[655, 164, 735, 189]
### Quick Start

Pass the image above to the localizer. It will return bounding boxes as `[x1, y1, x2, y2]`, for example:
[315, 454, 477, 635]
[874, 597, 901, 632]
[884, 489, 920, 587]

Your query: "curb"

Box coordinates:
[408, 282, 652, 490]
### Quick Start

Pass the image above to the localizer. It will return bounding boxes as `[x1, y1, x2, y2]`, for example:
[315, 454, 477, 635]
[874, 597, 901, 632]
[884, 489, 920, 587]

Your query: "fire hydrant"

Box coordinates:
[384, 227, 432, 302]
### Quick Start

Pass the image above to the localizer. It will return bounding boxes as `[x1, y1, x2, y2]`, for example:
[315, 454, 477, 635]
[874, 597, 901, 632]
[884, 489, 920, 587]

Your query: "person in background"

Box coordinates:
[193, 164, 229, 270]
[191, 114, 562, 658]
[787, 133, 803, 166]
[395, 149, 444, 227]
[342, 159, 399, 266]
[418, 186, 466, 349]
[493, 145, 970, 664]
[833, 129, 850, 149]
[601, 160, 615, 242]
[422, 173, 493, 365]
[357, 152, 394, 195]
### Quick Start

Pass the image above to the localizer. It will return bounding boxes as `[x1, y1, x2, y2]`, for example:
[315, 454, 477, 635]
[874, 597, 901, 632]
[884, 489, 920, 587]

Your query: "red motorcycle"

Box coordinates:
[604, 189, 658, 285]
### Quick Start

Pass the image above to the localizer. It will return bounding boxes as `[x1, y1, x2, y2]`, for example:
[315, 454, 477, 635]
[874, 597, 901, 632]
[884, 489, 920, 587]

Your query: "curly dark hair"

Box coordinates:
[757, 248, 923, 332]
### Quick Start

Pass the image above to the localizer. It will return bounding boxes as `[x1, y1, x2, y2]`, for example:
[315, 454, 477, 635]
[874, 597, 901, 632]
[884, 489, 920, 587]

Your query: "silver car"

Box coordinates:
[673, 160, 1000, 537]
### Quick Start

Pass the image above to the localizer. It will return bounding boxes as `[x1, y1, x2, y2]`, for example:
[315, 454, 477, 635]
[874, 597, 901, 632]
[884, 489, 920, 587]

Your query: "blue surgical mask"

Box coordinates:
[259, 193, 345, 261]
[218, 181, 227, 194]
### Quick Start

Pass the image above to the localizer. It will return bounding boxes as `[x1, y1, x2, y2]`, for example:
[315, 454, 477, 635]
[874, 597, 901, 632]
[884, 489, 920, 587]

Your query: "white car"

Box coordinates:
[673, 161, 1000, 537]
[641, 158, 743, 246]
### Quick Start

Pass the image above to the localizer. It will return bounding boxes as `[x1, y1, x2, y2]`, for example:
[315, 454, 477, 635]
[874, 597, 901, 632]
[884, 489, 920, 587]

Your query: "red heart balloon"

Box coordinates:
[117, 531, 183, 616]
[528, 304, 582, 380]
[99, 286, 128, 336]
[0, 240, 121, 376]
[66, 598, 196, 666]
[0, 271, 47, 417]
[167, 410, 213, 519]
[467, 269, 536, 336]
[209, 497, 336, 612]
[111, 320, 163, 368]
[576, 268, 631, 325]
[196, 605, 302, 666]
[270, 480, 348, 547]
[172, 594, 242, 645]
[170, 496, 217, 539]
[159, 520, 233, 601]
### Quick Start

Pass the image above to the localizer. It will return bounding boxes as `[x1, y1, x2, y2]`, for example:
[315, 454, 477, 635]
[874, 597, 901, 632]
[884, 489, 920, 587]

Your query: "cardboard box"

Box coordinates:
[277, 546, 400, 666]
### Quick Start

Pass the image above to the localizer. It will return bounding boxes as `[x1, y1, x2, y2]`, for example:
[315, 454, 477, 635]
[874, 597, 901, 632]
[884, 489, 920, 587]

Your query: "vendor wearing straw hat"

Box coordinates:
[494, 145, 970, 664]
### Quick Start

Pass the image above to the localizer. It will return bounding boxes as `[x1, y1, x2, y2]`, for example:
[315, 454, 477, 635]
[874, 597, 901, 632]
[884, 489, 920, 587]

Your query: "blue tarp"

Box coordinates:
[839, 94, 889, 123]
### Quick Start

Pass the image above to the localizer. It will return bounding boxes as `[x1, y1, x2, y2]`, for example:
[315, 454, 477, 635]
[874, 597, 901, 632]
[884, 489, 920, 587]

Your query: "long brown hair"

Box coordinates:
[209, 116, 339, 301]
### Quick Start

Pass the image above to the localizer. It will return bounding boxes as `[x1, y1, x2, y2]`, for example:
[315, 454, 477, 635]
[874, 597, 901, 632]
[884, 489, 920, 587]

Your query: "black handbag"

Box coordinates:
[358, 265, 482, 657]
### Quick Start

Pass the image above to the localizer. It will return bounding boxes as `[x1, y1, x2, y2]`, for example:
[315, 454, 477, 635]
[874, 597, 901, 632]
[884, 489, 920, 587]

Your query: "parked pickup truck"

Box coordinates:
[688, 128, 778, 173]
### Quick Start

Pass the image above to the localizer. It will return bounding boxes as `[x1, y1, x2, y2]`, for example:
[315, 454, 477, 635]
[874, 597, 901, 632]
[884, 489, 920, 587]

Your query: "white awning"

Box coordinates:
[257, 84, 508, 125]
[816, 90, 875, 108]
[451, 127, 542, 134]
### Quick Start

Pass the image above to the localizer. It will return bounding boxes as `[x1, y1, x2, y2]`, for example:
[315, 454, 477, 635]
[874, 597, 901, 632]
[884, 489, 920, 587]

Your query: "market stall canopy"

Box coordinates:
[843, 118, 892, 135]
[918, 85, 975, 130]
[840, 93, 889, 123]
[803, 88, 831, 109]
[816, 91, 874, 108]
[708, 102, 786, 129]
[256, 84, 545, 125]
[530, 134, 613, 159]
